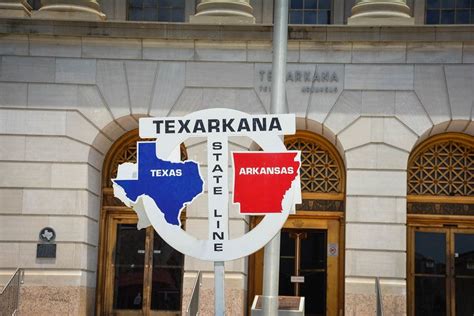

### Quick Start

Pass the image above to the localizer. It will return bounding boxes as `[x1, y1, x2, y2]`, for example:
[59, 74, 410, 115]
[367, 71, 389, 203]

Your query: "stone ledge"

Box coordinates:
[0, 18, 474, 41]
[348, 16, 415, 26]
[32, 9, 105, 22]
[0, 1, 31, 18]
[189, 14, 255, 24]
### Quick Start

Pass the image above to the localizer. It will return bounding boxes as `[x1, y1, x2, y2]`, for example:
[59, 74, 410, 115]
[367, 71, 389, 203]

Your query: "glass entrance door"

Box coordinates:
[279, 229, 327, 316]
[103, 215, 183, 316]
[150, 230, 183, 314]
[412, 230, 448, 315]
[453, 231, 474, 316]
[113, 223, 146, 312]
[248, 217, 342, 316]
[410, 227, 474, 315]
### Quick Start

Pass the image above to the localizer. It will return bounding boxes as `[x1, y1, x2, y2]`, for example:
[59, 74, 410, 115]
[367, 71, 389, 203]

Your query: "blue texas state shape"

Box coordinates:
[113, 142, 204, 226]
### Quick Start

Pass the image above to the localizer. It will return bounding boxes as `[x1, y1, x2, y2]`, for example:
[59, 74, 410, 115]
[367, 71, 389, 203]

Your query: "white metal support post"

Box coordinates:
[214, 261, 225, 315]
[208, 135, 229, 316]
[262, 0, 288, 315]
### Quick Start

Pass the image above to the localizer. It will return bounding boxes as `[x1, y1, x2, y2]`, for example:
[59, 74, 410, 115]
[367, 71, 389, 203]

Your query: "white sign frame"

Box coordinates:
[113, 108, 301, 262]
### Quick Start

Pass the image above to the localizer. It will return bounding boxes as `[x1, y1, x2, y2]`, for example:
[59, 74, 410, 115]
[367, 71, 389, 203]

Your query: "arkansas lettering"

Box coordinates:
[238, 167, 294, 175]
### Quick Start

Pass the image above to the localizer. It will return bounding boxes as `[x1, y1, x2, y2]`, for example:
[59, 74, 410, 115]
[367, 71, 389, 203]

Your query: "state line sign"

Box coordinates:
[112, 108, 301, 261]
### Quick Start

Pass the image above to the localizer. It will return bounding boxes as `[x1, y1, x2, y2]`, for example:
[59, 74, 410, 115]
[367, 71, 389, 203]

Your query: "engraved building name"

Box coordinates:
[256, 66, 340, 94]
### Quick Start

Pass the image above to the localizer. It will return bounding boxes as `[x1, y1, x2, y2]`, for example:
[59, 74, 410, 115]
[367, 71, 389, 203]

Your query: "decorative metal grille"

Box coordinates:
[286, 138, 342, 193]
[108, 141, 138, 187]
[408, 140, 474, 196]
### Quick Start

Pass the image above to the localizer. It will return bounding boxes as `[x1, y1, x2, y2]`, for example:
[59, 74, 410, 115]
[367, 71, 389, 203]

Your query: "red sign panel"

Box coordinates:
[233, 152, 300, 214]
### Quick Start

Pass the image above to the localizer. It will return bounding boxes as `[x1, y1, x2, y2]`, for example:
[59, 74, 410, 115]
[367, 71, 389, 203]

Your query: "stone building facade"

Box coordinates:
[0, 0, 473, 315]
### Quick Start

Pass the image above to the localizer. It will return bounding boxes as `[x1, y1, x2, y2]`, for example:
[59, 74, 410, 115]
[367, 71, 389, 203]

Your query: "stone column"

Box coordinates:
[33, 0, 105, 21]
[0, 0, 32, 18]
[190, 0, 255, 24]
[347, 0, 414, 25]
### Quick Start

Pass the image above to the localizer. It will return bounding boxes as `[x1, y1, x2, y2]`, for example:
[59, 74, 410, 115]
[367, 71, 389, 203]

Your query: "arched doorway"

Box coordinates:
[248, 131, 345, 316]
[96, 130, 186, 315]
[407, 133, 474, 316]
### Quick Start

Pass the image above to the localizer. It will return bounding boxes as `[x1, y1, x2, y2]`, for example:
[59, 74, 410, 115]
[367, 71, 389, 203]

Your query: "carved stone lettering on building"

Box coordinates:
[256, 65, 341, 94]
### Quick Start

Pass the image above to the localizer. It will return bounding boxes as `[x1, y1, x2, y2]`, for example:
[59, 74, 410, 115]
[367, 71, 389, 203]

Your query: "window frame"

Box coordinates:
[287, 0, 335, 25]
[126, 0, 188, 23]
[423, 0, 474, 24]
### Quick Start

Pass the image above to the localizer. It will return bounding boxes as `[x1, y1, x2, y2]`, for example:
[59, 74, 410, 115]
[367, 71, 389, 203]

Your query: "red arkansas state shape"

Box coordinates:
[232, 152, 300, 214]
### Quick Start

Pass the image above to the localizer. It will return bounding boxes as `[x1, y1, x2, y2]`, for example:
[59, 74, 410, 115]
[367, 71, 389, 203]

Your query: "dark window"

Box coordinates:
[289, 0, 331, 24]
[127, 0, 185, 22]
[27, 0, 41, 10]
[425, 0, 474, 23]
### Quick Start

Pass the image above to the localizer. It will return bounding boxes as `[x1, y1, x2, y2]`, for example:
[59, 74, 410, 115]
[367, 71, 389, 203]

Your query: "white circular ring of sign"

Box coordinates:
[116, 108, 299, 262]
